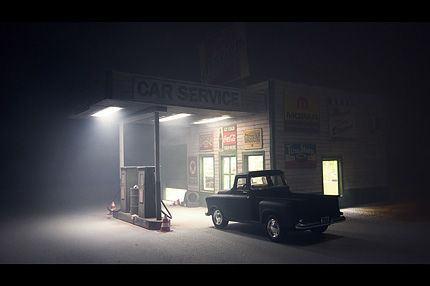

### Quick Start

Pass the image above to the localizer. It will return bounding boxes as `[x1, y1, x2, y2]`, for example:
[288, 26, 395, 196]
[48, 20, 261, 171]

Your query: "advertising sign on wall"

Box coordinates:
[244, 128, 263, 149]
[284, 91, 319, 132]
[199, 133, 213, 152]
[285, 143, 317, 168]
[198, 23, 249, 85]
[188, 156, 198, 185]
[133, 76, 243, 112]
[328, 97, 355, 139]
[222, 125, 237, 151]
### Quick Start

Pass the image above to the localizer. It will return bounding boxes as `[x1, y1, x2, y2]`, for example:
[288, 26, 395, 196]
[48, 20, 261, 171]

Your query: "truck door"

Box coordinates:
[225, 176, 253, 222]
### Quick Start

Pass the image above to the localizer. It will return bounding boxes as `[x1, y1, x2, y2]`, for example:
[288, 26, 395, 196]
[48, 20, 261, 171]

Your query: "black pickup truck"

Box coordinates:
[205, 170, 345, 242]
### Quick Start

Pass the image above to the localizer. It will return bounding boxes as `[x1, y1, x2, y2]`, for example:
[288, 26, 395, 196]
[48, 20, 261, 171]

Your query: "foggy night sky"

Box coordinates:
[1, 22, 429, 212]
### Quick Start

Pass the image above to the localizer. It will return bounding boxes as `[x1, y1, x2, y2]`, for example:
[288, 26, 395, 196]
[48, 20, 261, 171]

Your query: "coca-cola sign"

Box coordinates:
[219, 125, 237, 151]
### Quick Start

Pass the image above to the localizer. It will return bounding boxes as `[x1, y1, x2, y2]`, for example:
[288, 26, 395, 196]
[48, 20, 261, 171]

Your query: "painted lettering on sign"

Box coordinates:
[284, 91, 319, 132]
[136, 81, 173, 99]
[285, 143, 316, 168]
[285, 112, 318, 121]
[134, 77, 242, 111]
[200, 35, 246, 84]
[244, 133, 260, 144]
[199, 23, 249, 85]
[221, 125, 237, 151]
[284, 93, 319, 123]
[243, 129, 262, 149]
[328, 97, 355, 139]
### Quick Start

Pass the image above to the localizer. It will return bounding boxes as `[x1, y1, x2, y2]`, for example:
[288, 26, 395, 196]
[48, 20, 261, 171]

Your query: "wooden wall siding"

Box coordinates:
[185, 112, 271, 193]
[160, 79, 387, 196]
[112, 71, 388, 197]
[272, 80, 387, 194]
[184, 80, 271, 194]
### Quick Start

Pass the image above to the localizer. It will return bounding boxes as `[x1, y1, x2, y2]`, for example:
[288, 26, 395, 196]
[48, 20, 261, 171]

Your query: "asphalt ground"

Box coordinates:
[345, 197, 430, 222]
[1, 200, 430, 264]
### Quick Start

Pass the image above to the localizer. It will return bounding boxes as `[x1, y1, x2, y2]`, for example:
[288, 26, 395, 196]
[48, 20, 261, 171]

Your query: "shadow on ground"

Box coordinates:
[213, 221, 343, 246]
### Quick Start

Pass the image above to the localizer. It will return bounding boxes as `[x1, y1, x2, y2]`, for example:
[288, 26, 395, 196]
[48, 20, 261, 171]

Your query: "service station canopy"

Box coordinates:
[69, 71, 267, 124]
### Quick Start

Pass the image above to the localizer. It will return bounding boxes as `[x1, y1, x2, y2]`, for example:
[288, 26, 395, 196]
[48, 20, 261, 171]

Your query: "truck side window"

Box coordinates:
[251, 176, 268, 190]
[237, 177, 247, 190]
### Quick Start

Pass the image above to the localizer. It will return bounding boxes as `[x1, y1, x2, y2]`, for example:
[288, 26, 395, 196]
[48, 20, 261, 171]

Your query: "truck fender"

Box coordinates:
[207, 204, 229, 220]
[259, 201, 292, 228]
[207, 204, 219, 215]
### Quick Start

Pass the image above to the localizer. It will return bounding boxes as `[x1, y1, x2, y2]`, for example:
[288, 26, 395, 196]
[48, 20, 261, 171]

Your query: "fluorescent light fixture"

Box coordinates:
[91, 106, 123, 117]
[193, 115, 231, 125]
[159, 113, 192, 122]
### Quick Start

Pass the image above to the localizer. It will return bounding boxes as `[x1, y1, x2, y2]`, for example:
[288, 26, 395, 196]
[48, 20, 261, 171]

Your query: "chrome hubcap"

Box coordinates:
[213, 210, 223, 225]
[267, 218, 280, 238]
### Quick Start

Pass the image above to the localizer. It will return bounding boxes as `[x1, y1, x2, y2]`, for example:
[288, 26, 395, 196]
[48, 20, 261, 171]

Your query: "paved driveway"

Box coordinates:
[1, 203, 430, 263]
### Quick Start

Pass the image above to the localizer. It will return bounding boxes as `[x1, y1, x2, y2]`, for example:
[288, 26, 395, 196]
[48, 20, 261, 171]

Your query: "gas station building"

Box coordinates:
[70, 70, 388, 210]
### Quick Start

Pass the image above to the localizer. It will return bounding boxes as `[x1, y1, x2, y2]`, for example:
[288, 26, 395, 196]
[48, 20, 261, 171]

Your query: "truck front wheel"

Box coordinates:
[265, 215, 285, 242]
[212, 208, 229, 229]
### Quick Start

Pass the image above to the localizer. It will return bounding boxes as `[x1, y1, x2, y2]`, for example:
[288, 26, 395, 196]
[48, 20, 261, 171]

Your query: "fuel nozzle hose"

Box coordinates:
[161, 199, 172, 219]
[106, 189, 121, 213]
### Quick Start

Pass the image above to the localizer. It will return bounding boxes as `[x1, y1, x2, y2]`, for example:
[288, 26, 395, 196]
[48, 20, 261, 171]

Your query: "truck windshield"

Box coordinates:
[250, 174, 287, 190]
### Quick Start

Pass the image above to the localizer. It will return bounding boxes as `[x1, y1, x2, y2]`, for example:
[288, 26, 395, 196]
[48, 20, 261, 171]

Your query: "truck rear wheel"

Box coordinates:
[212, 208, 229, 229]
[265, 215, 285, 242]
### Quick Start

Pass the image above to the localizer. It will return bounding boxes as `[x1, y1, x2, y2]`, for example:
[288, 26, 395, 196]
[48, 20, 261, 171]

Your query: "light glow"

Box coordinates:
[91, 106, 123, 117]
[159, 113, 192, 122]
[193, 115, 231, 125]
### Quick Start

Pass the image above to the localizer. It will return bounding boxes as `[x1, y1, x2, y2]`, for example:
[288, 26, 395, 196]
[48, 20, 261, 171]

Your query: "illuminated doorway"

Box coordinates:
[200, 155, 214, 192]
[221, 155, 237, 190]
[322, 158, 343, 196]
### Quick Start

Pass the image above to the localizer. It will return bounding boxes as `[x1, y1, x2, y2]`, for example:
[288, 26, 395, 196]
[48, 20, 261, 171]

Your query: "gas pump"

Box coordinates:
[119, 166, 156, 218]
[113, 165, 170, 229]
[120, 167, 140, 213]
[110, 109, 170, 229]
[137, 166, 156, 218]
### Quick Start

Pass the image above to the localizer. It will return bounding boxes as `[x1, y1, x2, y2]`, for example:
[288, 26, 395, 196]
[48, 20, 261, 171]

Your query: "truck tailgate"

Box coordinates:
[299, 195, 341, 222]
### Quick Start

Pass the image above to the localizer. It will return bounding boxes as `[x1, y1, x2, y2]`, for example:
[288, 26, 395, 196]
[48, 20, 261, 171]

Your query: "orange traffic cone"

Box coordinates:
[109, 201, 116, 215]
[159, 214, 171, 232]
[172, 199, 181, 206]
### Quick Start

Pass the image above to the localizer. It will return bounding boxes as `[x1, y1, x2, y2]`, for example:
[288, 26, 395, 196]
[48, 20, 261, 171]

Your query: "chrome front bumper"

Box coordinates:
[295, 215, 346, 230]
